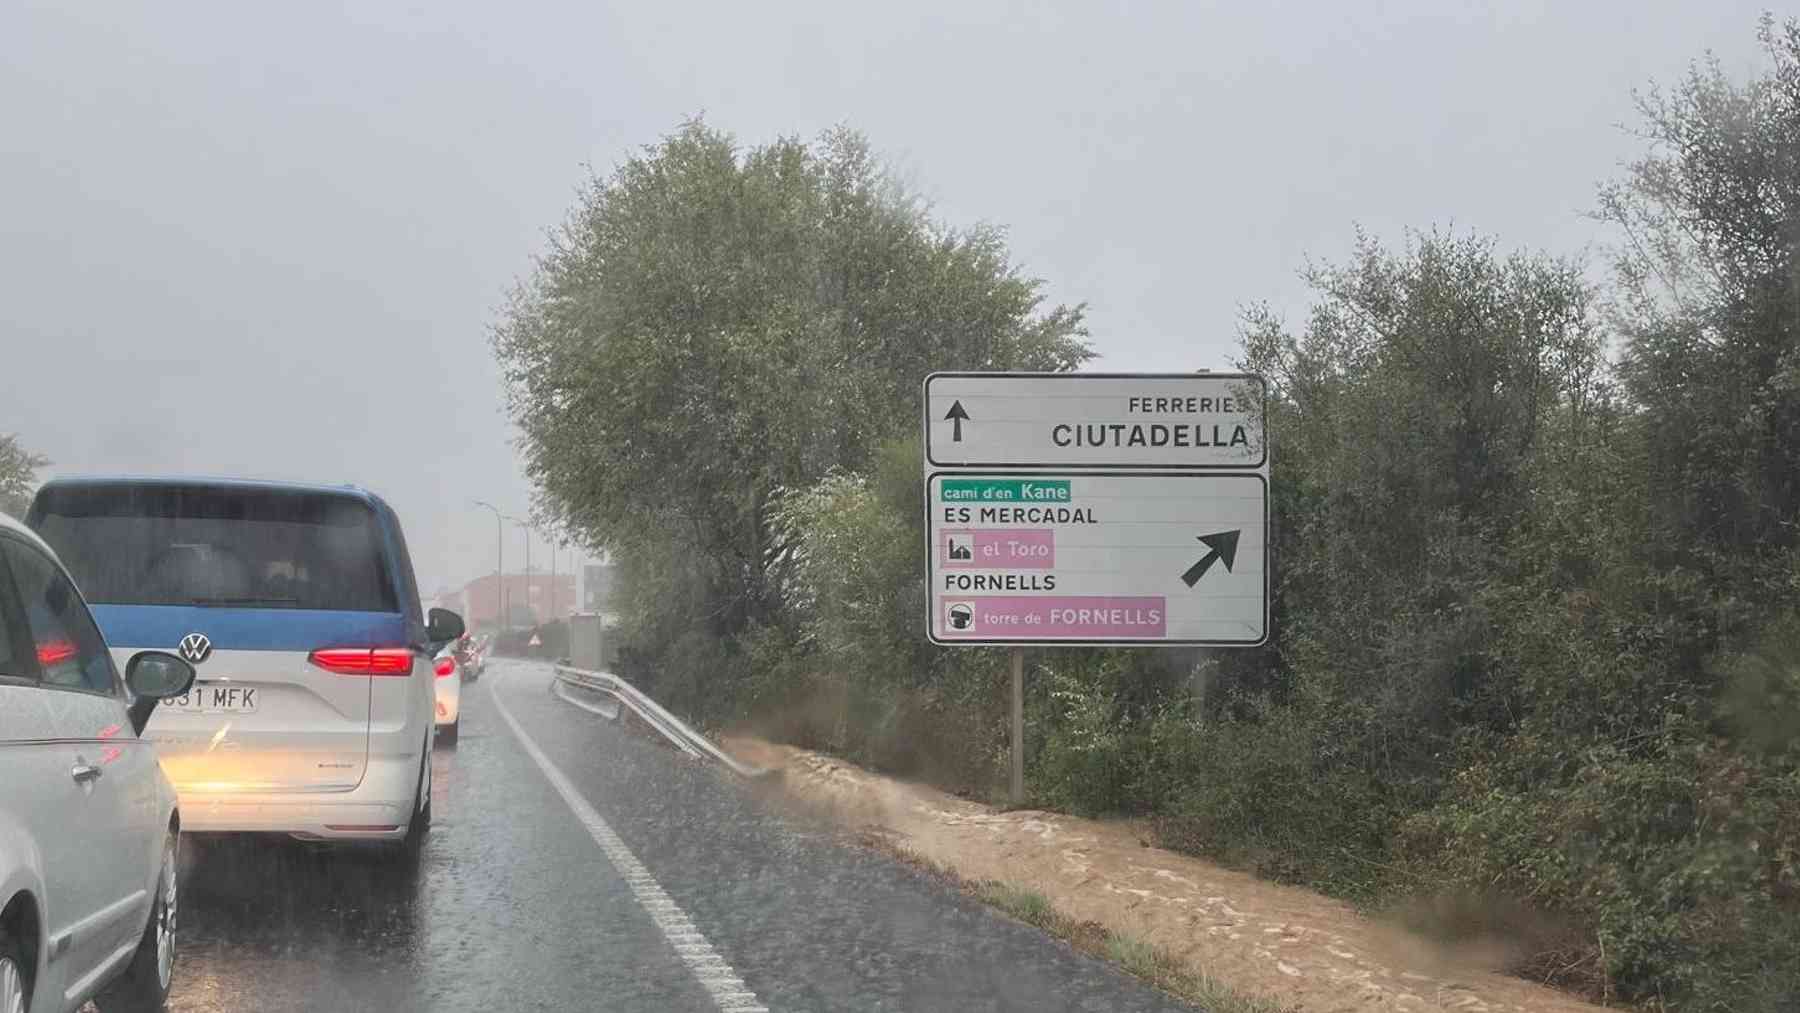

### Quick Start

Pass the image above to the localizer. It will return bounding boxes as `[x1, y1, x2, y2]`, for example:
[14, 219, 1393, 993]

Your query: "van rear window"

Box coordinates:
[31, 484, 399, 613]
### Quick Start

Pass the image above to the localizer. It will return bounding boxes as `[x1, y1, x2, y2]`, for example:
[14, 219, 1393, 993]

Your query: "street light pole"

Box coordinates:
[471, 500, 503, 634]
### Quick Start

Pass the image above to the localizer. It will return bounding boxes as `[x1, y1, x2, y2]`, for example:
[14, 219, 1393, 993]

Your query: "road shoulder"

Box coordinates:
[721, 736, 1605, 1013]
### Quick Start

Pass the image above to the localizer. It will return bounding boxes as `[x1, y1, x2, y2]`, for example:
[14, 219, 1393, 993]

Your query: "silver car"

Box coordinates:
[26, 477, 463, 848]
[0, 514, 196, 1012]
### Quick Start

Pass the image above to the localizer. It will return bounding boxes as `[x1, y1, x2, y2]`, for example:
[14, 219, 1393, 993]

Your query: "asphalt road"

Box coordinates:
[164, 659, 1197, 1012]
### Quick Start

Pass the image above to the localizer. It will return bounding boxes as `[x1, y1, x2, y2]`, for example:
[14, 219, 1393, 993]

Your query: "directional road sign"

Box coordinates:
[925, 372, 1266, 470]
[925, 472, 1266, 645]
[923, 372, 1269, 647]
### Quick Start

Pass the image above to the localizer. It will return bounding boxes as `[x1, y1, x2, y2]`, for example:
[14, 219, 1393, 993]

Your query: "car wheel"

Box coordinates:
[389, 736, 431, 861]
[411, 742, 432, 836]
[439, 719, 459, 745]
[94, 832, 177, 1012]
[0, 926, 28, 1013]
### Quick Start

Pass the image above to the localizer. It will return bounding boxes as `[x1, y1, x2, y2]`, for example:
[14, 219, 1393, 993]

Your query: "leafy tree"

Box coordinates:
[1237, 230, 1605, 747]
[1382, 25, 1800, 1005]
[1600, 15, 1800, 562]
[0, 434, 48, 519]
[495, 120, 1088, 698]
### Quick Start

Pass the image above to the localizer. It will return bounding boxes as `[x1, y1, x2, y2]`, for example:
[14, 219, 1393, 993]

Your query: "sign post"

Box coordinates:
[1010, 647, 1025, 804]
[923, 372, 1270, 803]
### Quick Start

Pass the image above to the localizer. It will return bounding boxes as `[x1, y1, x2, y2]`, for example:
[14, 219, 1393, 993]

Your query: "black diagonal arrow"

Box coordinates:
[1180, 530, 1241, 587]
[944, 400, 971, 442]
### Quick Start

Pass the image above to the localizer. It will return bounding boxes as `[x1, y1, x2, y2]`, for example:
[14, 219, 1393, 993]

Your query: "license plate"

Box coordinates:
[161, 684, 259, 714]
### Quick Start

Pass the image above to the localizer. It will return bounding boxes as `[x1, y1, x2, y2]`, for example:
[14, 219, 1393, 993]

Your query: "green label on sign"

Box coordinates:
[940, 479, 1072, 503]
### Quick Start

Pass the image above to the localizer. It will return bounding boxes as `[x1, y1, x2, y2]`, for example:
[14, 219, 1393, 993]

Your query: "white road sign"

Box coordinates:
[923, 371, 1269, 647]
[925, 472, 1267, 646]
[925, 372, 1266, 470]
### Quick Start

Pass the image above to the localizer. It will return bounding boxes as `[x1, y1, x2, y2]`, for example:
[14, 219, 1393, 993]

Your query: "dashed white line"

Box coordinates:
[492, 674, 772, 1013]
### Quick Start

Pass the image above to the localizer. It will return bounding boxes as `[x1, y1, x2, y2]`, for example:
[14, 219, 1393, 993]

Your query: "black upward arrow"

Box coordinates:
[944, 400, 971, 442]
[1180, 530, 1241, 587]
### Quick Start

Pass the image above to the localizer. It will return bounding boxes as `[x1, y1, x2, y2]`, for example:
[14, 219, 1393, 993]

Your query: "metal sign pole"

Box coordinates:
[1010, 647, 1025, 805]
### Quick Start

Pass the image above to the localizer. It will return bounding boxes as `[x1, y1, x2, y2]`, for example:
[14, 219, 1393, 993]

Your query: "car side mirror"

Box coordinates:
[124, 651, 197, 736]
[127, 651, 196, 698]
[427, 608, 465, 644]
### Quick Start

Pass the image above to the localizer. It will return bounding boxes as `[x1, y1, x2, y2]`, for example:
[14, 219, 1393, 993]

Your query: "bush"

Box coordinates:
[1155, 698, 1410, 901]
[1396, 607, 1800, 1008]
[744, 438, 1011, 791]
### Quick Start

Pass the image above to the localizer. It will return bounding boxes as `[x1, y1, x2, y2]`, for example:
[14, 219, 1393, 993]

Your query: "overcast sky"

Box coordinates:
[1, 0, 1775, 596]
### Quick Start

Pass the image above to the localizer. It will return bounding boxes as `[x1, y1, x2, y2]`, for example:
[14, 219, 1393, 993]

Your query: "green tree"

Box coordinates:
[1237, 230, 1605, 748]
[1600, 15, 1800, 562]
[495, 120, 1089, 702]
[1395, 24, 1800, 1006]
[0, 434, 49, 519]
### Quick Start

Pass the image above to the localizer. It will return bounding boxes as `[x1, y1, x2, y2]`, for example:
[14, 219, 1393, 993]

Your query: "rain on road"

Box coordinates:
[163, 660, 1196, 1012]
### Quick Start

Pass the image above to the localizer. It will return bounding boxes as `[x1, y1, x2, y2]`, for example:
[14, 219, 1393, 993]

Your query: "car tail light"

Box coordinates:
[308, 647, 414, 675]
[36, 639, 78, 667]
[434, 656, 455, 677]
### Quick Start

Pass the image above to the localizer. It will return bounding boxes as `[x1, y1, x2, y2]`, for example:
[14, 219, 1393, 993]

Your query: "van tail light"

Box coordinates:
[37, 639, 79, 667]
[434, 656, 455, 678]
[308, 647, 414, 675]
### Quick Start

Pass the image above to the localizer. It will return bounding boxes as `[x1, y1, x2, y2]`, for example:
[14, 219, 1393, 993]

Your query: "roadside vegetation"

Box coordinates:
[0, 433, 49, 519]
[497, 18, 1800, 1010]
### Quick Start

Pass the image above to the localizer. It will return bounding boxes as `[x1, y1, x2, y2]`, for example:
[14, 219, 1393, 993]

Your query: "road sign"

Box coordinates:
[923, 371, 1269, 648]
[925, 372, 1266, 470]
[925, 472, 1267, 646]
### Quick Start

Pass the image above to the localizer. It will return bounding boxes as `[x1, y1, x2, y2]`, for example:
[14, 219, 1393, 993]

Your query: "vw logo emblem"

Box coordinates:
[178, 633, 213, 665]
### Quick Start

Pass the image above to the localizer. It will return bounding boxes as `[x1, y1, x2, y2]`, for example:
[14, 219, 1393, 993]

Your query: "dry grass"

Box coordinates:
[861, 833, 1297, 1013]
[975, 881, 1058, 929]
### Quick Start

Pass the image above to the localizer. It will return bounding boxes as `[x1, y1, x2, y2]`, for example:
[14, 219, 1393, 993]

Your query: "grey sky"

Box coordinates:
[1, 0, 1773, 596]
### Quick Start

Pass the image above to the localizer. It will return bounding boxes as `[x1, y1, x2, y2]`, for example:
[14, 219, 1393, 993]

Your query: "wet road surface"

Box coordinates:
[166, 659, 1197, 1011]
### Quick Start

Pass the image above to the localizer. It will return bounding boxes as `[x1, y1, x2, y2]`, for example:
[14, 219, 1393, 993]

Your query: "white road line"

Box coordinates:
[491, 674, 772, 1013]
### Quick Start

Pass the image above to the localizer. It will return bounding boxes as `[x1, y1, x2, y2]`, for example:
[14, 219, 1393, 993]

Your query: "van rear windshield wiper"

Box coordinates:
[185, 595, 301, 605]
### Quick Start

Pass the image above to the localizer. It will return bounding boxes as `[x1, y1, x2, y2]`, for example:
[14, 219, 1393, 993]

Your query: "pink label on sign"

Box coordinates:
[941, 529, 1055, 569]
[940, 596, 1167, 638]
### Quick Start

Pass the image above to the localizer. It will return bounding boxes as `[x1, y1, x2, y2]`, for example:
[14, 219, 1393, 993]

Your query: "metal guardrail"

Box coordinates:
[552, 664, 769, 779]
[550, 677, 622, 722]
